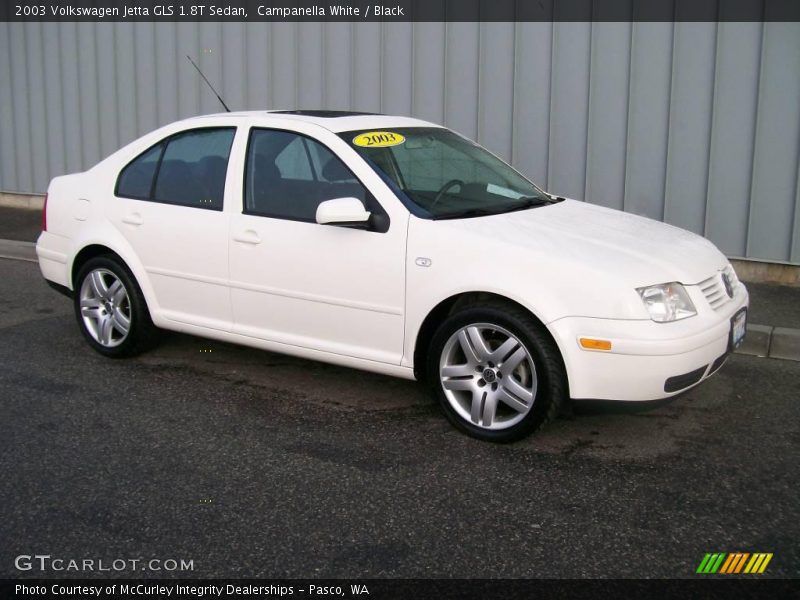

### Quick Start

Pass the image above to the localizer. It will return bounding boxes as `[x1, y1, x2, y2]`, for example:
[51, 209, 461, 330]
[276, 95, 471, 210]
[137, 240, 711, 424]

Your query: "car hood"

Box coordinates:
[437, 199, 728, 287]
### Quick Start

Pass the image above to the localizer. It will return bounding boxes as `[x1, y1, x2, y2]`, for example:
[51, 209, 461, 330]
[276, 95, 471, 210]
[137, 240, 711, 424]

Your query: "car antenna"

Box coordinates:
[186, 55, 231, 113]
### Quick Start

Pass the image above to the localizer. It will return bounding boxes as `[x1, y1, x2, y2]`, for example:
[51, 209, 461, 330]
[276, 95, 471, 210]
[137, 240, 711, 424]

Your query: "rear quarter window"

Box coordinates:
[115, 127, 235, 210]
[115, 143, 163, 200]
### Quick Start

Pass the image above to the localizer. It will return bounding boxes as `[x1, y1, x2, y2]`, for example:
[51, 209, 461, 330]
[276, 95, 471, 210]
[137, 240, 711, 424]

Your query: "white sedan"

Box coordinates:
[36, 110, 748, 442]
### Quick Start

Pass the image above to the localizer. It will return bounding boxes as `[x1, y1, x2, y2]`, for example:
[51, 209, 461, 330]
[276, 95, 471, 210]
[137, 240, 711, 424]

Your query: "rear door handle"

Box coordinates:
[233, 230, 262, 245]
[122, 212, 143, 226]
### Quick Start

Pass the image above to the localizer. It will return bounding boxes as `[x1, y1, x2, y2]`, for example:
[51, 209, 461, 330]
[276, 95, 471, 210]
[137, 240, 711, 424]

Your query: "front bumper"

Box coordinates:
[550, 285, 749, 402]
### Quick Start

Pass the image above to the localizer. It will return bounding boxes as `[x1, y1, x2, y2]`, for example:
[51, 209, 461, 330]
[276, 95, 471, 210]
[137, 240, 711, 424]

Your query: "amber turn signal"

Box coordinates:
[579, 338, 612, 351]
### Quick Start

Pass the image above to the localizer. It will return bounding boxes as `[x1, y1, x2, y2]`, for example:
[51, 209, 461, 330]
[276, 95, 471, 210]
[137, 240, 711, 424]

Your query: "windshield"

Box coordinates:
[341, 127, 554, 219]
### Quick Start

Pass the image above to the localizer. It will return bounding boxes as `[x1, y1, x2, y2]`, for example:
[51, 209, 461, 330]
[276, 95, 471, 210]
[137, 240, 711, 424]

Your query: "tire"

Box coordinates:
[426, 299, 567, 442]
[73, 255, 158, 358]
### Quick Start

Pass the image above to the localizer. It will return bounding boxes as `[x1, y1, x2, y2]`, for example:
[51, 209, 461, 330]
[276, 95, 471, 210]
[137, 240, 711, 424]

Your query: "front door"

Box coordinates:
[228, 127, 407, 364]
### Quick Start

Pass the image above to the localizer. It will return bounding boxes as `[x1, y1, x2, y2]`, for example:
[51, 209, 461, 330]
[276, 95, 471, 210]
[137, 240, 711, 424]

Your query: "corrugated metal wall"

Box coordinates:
[1, 21, 799, 264]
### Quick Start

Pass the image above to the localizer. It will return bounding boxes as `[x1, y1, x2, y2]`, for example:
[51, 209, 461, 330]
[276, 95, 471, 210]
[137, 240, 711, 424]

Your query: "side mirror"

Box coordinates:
[315, 197, 371, 227]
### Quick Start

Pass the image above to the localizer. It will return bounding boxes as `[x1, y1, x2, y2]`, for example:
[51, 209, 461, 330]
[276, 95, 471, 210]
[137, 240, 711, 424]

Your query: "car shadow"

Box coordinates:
[132, 329, 742, 462]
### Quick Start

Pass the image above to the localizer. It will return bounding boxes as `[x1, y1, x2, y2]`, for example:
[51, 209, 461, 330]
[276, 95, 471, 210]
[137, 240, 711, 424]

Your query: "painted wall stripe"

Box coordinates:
[696, 553, 713, 574]
[719, 553, 735, 574]
[758, 553, 773, 574]
[711, 553, 726, 573]
[734, 553, 750, 573]
[700, 552, 773, 575]
[744, 554, 760, 573]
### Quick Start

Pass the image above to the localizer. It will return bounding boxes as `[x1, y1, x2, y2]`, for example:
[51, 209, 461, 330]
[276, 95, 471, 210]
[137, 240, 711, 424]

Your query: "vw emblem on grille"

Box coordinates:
[721, 272, 734, 298]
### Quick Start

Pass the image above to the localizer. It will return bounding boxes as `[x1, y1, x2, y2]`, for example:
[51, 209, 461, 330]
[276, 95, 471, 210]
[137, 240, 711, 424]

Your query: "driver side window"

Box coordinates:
[244, 129, 368, 222]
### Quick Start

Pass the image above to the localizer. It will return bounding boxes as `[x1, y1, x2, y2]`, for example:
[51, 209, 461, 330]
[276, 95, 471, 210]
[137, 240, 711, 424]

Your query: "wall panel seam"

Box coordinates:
[789, 118, 800, 262]
[662, 18, 677, 222]
[622, 20, 636, 213]
[745, 18, 767, 257]
[510, 19, 518, 166]
[20, 24, 33, 190]
[2, 23, 19, 190]
[476, 21, 483, 143]
[545, 18, 555, 190]
[703, 18, 722, 238]
[583, 19, 594, 202]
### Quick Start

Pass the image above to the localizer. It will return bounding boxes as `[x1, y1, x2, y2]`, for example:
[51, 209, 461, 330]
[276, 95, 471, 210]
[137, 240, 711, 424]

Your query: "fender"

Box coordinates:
[403, 286, 577, 392]
[403, 284, 560, 364]
[68, 224, 164, 327]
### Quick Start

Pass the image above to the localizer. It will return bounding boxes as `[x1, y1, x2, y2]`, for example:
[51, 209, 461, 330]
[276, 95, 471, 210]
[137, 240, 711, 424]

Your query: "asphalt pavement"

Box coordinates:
[1, 257, 798, 579]
[0, 206, 42, 244]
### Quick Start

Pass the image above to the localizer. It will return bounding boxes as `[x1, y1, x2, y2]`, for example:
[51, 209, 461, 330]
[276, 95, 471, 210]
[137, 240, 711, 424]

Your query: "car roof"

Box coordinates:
[185, 110, 440, 133]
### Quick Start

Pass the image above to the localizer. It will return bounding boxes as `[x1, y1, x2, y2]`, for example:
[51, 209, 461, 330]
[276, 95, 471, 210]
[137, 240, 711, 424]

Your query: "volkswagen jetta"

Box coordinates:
[36, 110, 748, 441]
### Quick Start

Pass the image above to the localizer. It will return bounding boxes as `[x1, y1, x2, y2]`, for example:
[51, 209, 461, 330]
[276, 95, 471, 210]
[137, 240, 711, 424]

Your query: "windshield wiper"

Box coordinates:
[432, 207, 499, 220]
[495, 196, 553, 213]
[433, 196, 552, 220]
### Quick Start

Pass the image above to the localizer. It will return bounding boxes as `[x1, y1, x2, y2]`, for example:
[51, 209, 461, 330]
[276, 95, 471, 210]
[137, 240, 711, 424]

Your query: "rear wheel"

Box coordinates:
[73, 256, 157, 358]
[427, 301, 566, 442]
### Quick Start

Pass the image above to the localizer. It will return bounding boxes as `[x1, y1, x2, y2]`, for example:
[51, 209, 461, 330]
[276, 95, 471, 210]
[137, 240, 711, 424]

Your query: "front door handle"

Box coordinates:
[122, 212, 143, 226]
[233, 230, 262, 245]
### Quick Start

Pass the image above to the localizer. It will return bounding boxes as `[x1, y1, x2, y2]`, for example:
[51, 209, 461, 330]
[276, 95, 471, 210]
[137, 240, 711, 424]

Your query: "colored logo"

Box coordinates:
[696, 552, 773, 574]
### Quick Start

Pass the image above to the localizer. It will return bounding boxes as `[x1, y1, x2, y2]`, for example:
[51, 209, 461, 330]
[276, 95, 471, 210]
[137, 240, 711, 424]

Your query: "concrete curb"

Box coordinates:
[0, 239, 37, 263]
[736, 324, 772, 357]
[769, 327, 800, 362]
[0, 192, 44, 211]
[1, 238, 799, 362]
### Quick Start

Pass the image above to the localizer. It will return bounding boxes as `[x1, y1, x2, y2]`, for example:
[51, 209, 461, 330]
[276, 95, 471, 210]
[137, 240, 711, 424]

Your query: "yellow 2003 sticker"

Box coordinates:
[352, 131, 405, 148]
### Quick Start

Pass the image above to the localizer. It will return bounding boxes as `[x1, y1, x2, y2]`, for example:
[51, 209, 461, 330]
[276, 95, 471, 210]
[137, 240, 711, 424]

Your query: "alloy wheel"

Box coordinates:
[79, 268, 132, 348]
[439, 323, 537, 430]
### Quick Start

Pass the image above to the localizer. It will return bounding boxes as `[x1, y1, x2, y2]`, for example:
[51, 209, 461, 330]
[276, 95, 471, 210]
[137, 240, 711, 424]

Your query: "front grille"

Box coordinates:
[698, 265, 741, 311]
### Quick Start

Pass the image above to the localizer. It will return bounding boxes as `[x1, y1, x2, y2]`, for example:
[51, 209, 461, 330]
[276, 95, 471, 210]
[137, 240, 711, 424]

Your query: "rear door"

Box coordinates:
[108, 127, 236, 331]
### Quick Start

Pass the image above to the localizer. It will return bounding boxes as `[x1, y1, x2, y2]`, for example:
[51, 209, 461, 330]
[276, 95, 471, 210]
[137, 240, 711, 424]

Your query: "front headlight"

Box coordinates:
[636, 282, 697, 323]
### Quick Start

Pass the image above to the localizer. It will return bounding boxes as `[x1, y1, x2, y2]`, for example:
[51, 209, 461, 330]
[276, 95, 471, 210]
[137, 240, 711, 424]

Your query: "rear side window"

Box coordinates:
[116, 128, 235, 210]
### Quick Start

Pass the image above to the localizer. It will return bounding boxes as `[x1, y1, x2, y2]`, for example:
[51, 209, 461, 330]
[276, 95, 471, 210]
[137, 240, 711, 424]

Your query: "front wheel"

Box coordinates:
[73, 256, 157, 358]
[427, 301, 567, 442]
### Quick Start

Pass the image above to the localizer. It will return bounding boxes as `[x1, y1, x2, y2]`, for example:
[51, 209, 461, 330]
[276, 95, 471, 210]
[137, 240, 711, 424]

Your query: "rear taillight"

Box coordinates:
[41, 193, 48, 232]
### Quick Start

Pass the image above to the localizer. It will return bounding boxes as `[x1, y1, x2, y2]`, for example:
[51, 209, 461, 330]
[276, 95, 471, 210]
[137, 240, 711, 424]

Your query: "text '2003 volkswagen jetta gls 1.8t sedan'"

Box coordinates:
[36, 110, 748, 442]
